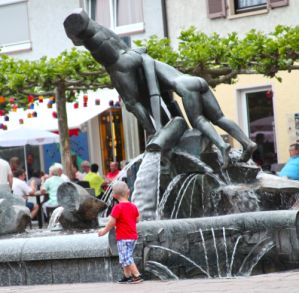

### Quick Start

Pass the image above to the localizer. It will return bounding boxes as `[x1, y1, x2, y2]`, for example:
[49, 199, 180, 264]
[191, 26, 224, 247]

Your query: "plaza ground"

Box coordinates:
[0, 270, 298, 293]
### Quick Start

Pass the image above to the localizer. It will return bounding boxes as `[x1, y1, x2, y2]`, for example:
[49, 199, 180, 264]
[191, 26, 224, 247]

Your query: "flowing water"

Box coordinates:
[199, 228, 210, 277]
[47, 207, 64, 231]
[171, 174, 197, 219]
[211, 228, 221, 277]
[145, 260, 179, 280]
[158, 174, 186, 217]
[148, 245, 210, 277]
[131, 152, 161, 220]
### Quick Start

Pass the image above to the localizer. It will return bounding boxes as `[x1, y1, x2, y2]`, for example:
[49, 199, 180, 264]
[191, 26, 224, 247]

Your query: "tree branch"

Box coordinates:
[79, 70, 107, 76]
[20, 90, 55, 97]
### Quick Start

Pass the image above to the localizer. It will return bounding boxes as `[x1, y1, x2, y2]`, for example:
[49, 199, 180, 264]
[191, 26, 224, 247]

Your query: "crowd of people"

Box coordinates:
[0, 153, 124, 222]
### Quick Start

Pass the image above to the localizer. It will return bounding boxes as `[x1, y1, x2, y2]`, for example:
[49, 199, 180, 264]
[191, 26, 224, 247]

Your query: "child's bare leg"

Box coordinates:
[123, 266, 132, 277]
[123, 264, 140, 277]
[127, 263, 140, 277]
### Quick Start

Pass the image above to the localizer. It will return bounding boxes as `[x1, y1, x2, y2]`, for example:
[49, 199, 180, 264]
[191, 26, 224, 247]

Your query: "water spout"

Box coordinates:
[199, 228, 210, 277]
[131, 152, 161, 220]
[211, 228, 221, 277]
[147, 245, 210, 277]
[47, 207, 64, 231]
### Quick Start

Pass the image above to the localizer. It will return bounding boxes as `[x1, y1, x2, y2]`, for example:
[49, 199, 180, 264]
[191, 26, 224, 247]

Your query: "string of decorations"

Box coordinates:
[0, 94, 105, 130]
[0, 90, 120, 131]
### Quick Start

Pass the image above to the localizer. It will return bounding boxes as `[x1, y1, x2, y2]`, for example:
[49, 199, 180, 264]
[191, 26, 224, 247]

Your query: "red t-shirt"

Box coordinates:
[106, 170, 120, 181]
[111, 202, 139, 240]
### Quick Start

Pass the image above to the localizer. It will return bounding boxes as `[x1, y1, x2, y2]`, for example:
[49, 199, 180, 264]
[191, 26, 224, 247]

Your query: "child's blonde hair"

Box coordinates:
[112, 181, 129, 197]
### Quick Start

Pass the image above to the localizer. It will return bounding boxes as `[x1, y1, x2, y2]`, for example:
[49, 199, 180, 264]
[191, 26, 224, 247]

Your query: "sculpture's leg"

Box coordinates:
[177, 87, 231, 168]
[201, 89, 257, 162]
[125, 101, 156, 135]
[214, 117, 257, 162]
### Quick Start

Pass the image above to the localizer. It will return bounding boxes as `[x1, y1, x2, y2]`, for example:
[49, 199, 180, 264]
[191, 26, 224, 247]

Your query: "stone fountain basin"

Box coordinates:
[0, 210, 299, 285]
[0, 231, 119, 286]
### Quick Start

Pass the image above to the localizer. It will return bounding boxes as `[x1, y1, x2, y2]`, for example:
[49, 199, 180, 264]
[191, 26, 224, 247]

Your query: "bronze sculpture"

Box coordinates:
[64, 8, 256, 168]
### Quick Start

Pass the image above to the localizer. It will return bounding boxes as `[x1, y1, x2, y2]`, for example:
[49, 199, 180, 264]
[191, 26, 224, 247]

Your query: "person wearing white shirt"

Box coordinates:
[53, 162, 70, 182]
[0, 158, 13, 192]
[12, 168, 39, 219]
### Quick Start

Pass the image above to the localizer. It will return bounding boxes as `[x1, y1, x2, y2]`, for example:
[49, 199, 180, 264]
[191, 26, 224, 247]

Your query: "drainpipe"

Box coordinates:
[161, 0, 169, 37]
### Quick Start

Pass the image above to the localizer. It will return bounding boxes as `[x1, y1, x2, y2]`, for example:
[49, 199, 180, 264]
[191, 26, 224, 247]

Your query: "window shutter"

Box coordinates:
[207, 0, 226, 19]
[268, 0, 289, 8]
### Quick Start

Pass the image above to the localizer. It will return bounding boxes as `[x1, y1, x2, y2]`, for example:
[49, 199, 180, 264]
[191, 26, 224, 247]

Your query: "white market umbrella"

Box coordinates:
[0, 128, 60, 180]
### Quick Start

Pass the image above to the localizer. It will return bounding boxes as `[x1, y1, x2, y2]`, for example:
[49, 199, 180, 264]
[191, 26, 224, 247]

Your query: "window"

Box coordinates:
[86, 0, 144, 35]
[0, 0, 31, 53]
[234, 0, 267, 13]
[207, 0, 289, 19]
[237, 86, 277, 171]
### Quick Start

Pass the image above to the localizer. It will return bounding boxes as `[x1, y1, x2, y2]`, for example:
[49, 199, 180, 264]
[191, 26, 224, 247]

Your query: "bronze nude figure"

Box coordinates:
[64, 9, 256, 168]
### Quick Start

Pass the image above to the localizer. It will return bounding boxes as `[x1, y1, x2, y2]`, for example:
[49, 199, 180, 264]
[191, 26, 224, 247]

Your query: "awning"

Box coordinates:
[0, 88, 119, 132]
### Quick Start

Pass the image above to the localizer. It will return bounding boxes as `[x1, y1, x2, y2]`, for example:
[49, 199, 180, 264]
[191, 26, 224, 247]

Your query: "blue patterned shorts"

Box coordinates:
[117, 240, 137, 267]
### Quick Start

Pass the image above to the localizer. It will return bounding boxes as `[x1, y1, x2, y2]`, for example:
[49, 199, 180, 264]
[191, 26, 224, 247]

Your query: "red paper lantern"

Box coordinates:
[74, 102, 79, 109]
[83, 95, 88, 103]
[52, 111, 57, 118]
[0, 110, 5, 116]
[27, 95, 34, 103]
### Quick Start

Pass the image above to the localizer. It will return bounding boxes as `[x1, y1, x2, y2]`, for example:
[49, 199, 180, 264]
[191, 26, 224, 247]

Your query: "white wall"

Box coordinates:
[130, 0, 165, 44]
[166, 0, 299, 45]
[9, 0, 81, 60]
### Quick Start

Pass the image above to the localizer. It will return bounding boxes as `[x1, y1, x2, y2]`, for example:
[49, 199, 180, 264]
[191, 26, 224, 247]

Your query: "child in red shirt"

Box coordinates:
[98, 181, 143, 284]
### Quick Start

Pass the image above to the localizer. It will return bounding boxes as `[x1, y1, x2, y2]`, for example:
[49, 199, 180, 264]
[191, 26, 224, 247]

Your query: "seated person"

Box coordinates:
[83, 163, 104, 197]
[12, 168, 39, 219]
[9, 156, 20, 173]
[40, 164, 65, 219]
[105, 161, 120, 184]
[279, 143, 299, 180]
[76, 160, 91, 181]
[28, 170, 45, 190]
[53, 162, 70, 182]
[102, 161, 120, 191]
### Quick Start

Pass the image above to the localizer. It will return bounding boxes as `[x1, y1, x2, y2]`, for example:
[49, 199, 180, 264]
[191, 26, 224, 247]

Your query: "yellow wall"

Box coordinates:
[214, 71, 299, 163]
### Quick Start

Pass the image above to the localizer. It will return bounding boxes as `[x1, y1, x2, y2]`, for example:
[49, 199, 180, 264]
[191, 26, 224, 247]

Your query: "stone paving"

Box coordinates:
[0, 270, 299, 293]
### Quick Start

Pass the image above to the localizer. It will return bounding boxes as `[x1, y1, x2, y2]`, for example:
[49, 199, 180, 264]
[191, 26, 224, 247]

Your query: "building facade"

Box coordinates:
[165, 0, 299, 169]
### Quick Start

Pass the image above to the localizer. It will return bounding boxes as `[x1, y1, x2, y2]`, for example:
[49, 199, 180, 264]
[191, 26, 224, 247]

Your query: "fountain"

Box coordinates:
[1, 8, 299, 286]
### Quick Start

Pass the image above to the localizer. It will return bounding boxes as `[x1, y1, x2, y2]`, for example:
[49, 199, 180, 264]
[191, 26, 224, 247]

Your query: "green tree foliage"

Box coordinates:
[135, 25, 299, 87]
[0, 48, 110, 178]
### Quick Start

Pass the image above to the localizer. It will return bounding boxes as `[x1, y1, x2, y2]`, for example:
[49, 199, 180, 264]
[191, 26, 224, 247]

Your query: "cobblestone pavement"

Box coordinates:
[0, 270, 298, 293]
